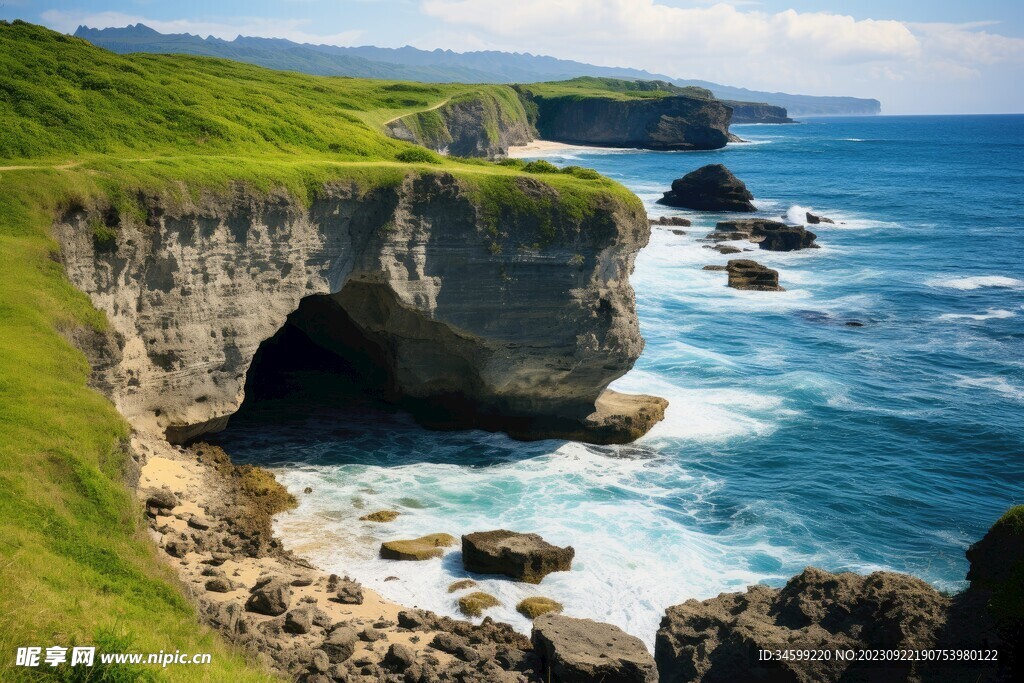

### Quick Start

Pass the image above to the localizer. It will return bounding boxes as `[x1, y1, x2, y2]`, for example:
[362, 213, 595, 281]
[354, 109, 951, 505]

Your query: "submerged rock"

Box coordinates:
[380, 533, 456, 561]
[462, 530, 574, 583]
[726, 260, 783, 291]
[359, 509, 399, 523]
[517, 597, 564, 619]
[447, 579, 478, 593]
[649, 216, 692, 227]
[533, 614, 657, 683]
[657, 164, 756, 212]
[457, 591, 501, 617]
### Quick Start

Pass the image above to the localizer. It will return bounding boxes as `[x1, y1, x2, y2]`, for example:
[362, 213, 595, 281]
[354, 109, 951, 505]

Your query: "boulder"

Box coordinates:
[655, 567, 950, 683]
[713, 245, 741, 255]
[283, 608, 314, 635]
[702, 265, 728, 271]
[333, 576, 363, 605]
[806, 211, 835, 224]
[245, 578, 292, 616]
[726, 260, 783, 291]
[532, 614, 656, 683]
[379, 533, 456, 561]
[322, 627, 358, 663]
[462, 530, 574, 583]
[382, 643, 416, 672]
[656, 164, 756, 212]
[458, 591, 501, 617]
[447, 579, 478, 593]
[204, 577, 238, 593]
[145, 487, 178, 511]
[517, 597, 564, 619]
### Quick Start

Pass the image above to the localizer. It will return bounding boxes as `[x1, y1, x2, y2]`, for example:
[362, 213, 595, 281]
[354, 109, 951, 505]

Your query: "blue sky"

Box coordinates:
[6, 1, 1024, 113]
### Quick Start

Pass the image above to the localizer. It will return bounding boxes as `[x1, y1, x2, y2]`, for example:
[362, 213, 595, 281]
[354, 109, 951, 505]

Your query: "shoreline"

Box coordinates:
[133, 430, 538, 681]
[505, 139, 625, 157]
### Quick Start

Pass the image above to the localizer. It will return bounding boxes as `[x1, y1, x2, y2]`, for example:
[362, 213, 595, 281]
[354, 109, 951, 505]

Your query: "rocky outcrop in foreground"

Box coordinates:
[656, 506, 1024, 683]
[57, 172, 665, 445]
[533, 615, 657, 683]
[657, 165, 756, 212]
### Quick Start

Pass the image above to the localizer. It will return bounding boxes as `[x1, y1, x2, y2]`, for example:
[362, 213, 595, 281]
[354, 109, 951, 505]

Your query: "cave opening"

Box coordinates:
[224, 286, 403, 433]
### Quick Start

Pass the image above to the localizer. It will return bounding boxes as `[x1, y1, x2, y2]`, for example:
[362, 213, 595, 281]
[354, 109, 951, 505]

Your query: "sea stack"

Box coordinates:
[657, 164, 756, 212]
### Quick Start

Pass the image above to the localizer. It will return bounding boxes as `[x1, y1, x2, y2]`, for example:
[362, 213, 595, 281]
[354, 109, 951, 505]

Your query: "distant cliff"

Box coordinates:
[517, 78, 732, 151]
[723, 100, 793, 124]
[385, 89, 533, 159]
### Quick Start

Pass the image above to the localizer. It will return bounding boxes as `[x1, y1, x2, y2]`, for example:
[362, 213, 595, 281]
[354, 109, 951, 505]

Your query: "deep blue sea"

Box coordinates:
[221, 115, 1024, 648]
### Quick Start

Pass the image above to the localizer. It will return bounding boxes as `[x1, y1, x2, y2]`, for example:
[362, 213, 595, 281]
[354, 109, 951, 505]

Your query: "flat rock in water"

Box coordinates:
[532, 614, 657, 683]
[462, 530, 574, 583]
[657, 164, 756, 212]
[727, 260, 783, 291]
[379, 533, 456, 561]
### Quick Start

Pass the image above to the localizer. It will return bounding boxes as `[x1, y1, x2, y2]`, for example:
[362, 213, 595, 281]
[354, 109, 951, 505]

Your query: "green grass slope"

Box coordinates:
[518, 76, 715, 102]
[0, 20, 640, 681]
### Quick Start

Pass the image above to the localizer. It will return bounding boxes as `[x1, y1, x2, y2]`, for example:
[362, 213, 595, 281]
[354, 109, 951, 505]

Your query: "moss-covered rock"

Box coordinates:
[360, 510, 400, 523]
[516, 596, 563, 619]
[447, 579, 477, 593]
[458, 592, 500, 617]
[379, 533, 456, 561]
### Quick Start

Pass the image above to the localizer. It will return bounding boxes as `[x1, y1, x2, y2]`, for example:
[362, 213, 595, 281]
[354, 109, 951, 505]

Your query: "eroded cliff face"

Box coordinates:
[57, 172, 664, 444]
[531, 95, 732, 151]
[386, 93, 534, 159]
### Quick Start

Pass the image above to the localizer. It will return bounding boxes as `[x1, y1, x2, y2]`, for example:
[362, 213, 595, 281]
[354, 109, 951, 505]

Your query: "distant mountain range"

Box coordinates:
[73, 24, 881, 117]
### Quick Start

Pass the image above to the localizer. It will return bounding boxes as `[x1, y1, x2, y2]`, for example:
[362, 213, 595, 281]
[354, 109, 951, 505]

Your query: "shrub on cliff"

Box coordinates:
[395, 148, 441, 164]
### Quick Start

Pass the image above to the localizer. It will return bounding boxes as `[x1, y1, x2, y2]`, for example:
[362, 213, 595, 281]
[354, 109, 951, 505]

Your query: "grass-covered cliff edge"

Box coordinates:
[0, 20, 655, 681]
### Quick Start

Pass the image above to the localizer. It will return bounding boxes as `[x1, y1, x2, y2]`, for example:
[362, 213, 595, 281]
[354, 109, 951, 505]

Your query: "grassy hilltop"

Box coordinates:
[0, 20, 640, 682]
[519, 76, 715, 102]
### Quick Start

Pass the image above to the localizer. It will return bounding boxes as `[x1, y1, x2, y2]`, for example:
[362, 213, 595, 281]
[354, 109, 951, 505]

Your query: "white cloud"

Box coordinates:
[40, 10, 363, 46]
[417, 0, 1024, 111]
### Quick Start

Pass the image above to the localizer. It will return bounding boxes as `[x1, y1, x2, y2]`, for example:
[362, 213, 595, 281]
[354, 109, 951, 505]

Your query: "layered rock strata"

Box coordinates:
[56, 172, 665, 445]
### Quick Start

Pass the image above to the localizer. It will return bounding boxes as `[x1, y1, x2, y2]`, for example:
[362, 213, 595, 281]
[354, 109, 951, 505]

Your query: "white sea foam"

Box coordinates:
[927, 275, 1024, 291]
[785, 204, 813, 224]
[954, 376, 1024, 401]
[271, 441, 812, 650]
[938, 309, 1016, 322]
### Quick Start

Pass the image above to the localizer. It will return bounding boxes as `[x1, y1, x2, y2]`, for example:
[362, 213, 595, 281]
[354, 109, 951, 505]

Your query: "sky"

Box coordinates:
[5, 1, 1024, 114]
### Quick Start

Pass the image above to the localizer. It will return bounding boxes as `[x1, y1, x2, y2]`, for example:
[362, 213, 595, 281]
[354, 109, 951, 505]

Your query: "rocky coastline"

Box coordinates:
[134, 429, 1022, 683]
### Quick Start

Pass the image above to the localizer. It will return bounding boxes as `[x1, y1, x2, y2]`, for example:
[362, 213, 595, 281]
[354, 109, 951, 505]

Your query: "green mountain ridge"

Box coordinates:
[73, 23, 882, 117]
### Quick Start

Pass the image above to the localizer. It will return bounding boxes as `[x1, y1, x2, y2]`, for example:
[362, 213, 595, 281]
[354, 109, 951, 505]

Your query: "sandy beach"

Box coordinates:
[506, 139, 613, 157]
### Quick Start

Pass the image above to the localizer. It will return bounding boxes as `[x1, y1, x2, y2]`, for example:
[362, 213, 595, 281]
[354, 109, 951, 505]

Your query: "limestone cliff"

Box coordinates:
[56, 172, 665, 445]
[527, 93, 731, 151]
[385, 91, 534, 159]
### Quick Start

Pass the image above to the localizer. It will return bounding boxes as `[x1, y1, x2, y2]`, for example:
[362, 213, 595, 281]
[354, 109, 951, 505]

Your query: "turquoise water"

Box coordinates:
[219, 115, 1024, 647]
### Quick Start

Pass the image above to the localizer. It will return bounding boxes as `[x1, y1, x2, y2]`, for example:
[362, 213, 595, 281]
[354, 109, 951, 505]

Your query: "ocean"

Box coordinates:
[217, 115, 1024, 649]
